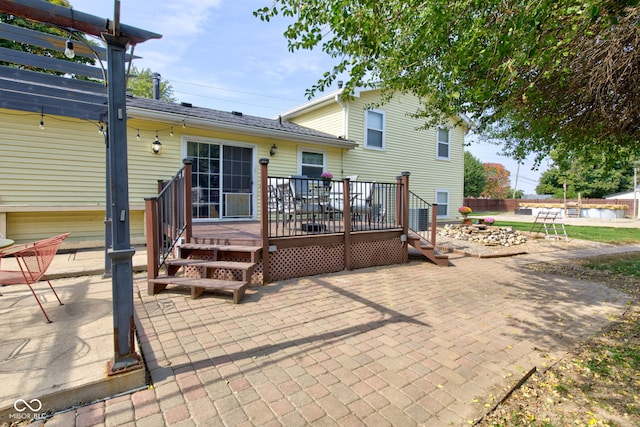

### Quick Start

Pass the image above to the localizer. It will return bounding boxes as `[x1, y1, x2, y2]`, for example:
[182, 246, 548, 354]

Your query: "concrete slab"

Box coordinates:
[0, 257, 148, 424]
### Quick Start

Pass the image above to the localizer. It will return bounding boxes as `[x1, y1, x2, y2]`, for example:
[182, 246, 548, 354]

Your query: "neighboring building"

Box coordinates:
[0, 88, 467, 247]
[278, 87, 468, 219]
[605, 186, 640, 200]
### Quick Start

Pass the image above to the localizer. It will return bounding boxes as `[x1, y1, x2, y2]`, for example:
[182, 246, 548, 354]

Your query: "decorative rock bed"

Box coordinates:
[438, 223, 528, 247]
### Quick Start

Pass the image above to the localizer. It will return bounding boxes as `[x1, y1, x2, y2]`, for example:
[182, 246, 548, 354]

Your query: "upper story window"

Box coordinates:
[300, 150, 325, 178]
[436, 127, 450, 159]
[365, 109, 385, 150]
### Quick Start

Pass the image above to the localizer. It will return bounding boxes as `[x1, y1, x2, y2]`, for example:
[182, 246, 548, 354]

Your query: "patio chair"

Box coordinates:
[0, 232, 70, 323]
[289, 175, 325, 231]
[267, 178, 295, 222]
[350, 181, 375, 227]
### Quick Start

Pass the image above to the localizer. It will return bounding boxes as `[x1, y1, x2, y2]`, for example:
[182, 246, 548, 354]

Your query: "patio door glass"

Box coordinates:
[187, 141, 254, 220]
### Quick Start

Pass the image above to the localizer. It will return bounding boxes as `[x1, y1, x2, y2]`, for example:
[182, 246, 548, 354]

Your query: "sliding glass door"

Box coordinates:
[187, 140, 254, 220]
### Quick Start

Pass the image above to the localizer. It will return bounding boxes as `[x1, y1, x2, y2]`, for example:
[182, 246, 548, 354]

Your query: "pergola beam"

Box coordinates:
[0, 0, 161, 45]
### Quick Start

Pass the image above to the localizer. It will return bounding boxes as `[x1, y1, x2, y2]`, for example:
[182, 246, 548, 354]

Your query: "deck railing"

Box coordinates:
[145, 159, 192, 278]
[266, 175, 402, 238]
[408, 191, 438, 244]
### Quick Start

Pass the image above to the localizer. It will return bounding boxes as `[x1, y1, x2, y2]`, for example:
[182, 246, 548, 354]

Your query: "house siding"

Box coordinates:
[287, 91, 466, 219]
[287, 103, 345, 138]
[0, 108, 347, 245]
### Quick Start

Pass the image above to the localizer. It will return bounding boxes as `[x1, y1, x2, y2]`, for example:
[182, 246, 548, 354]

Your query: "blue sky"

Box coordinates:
[70, 0, 547, 194]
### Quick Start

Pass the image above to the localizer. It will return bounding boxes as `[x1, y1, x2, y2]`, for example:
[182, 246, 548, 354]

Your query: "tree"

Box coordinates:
[256, 1, 640, 166]
[481, 163, 511, 199]
[127, 66, 176, 102]
[536, 155, 634, 198]
[0, 0, 94, 69]
[464, 151, 486, 197]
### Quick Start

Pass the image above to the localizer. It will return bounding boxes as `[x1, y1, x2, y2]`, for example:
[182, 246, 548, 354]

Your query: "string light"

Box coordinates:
[38, 107, 44, 129]
[64, 37, 75, 59]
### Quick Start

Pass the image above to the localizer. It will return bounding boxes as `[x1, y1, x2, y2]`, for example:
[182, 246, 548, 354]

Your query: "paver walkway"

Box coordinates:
[35, 245, 636, 427]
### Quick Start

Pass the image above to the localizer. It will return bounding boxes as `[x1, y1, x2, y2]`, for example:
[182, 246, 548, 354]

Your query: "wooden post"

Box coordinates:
[183, 159, 192, 244]
[401, 172, 410, 263]
[395, 175, 402, 228]
[259, 158, 270, 283]
[144, 197, 159, 281]
[431, 203, 438, 246]
[343, 178, 352, 270]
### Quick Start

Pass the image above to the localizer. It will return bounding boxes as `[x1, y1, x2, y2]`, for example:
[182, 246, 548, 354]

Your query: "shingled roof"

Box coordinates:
[126, 96, 357, 148]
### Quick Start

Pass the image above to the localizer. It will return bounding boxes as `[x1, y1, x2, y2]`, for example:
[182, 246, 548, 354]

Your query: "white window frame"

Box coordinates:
[181, 135, 258, 222]
[435, 189, 450, 218]
[298, 148, 327, 178]
[364, 109, 385, 150]
[436, 127, 450, 160]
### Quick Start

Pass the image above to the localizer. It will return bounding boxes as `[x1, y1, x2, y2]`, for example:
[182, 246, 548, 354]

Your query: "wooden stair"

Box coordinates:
[148, 243, 261, 303]
[407, 234, 449, 266]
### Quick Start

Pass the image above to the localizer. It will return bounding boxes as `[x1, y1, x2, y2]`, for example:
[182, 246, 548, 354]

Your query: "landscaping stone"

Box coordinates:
[438, 224, 528, 247]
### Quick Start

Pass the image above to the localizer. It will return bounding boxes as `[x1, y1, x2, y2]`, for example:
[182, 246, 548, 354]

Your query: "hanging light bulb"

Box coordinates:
[64, 37, 75, 59]
[169, 127, 174, 137]
[136, 129, 141, 140]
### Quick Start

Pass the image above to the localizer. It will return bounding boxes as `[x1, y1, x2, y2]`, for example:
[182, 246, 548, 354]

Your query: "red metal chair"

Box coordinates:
[0, 233, 71, 323]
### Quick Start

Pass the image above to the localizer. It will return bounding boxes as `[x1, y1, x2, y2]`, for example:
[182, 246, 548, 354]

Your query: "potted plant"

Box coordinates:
[483, 217, 495, 226]
[320, 172, 333, 187]
[458, 206, 472, 225]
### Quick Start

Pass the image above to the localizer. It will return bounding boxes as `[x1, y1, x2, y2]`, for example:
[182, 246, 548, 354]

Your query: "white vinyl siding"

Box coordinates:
[365, 109, 385, 150]
[436, 190, 450, 217]
[437, 127, 450, 160]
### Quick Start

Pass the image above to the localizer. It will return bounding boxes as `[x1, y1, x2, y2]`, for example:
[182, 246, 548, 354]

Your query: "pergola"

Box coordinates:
[0, 0, 161, 374]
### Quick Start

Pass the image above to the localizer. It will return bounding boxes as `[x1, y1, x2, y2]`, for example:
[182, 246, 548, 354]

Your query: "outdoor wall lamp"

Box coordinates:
[151, 134, 162, 154]
[270, 144, 278, 156]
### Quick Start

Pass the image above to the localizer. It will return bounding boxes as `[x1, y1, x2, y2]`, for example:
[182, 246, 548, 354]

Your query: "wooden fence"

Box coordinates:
[463, 198, 635, 214]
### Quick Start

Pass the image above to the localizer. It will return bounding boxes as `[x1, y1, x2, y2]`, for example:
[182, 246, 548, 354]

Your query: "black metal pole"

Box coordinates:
[104, 128, 112, 278]
[103, 32, 141, 374]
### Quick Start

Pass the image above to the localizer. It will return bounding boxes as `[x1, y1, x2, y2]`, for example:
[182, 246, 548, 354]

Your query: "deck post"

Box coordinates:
[183, 159, 193, 244]
[401, 172, 410, 263]
[343, 178, 352, 270]
[259, 159, 270, 283]
[395, 175, 402, 228]
[144, 197, 159, 279]
[431, 203, 438, 246]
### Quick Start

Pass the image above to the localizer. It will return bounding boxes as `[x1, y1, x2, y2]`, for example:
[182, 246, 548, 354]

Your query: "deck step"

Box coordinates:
[148, 276, 248, 303]
[179, 243, 262, 262]
[164, 259, 256, 281]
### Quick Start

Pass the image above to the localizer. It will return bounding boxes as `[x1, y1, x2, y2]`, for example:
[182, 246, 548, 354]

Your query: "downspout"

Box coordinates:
[334, 82, 347, 174]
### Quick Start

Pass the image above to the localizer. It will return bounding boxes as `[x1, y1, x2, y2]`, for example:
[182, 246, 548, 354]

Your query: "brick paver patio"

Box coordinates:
[41, 248, 632, 426]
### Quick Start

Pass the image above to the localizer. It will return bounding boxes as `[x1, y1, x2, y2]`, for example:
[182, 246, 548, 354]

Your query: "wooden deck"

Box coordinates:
[192, 221, 262, 246]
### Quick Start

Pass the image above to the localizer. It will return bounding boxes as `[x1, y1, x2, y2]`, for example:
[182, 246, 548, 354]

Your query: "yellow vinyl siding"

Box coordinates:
[341, 91, 465, 218]
[288, 103, 344, 137]
[6, 210, 145, 247]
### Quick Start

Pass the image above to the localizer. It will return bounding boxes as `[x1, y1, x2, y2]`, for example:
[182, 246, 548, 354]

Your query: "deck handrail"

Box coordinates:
[408, 190, 438, 246]
[266, 175, 402, 238]
[145, 159, 192, 278]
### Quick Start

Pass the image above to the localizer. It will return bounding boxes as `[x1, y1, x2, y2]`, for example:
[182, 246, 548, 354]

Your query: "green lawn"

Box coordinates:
[492, 220, 640, 245]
